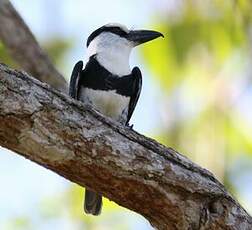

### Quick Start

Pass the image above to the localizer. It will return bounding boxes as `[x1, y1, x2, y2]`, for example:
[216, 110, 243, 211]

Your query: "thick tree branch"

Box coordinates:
[0, 64, 251, 229]
[0, 0, 67, 92]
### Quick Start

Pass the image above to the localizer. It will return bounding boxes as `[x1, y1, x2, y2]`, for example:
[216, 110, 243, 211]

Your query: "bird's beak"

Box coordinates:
[127, 30, 164, 46]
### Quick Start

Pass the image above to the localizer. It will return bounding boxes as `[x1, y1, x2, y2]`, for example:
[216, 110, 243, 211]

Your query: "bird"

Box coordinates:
[69, 23, 163, 216]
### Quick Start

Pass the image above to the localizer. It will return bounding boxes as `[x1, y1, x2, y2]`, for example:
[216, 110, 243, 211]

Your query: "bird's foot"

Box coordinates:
[126, 123, 134, 129]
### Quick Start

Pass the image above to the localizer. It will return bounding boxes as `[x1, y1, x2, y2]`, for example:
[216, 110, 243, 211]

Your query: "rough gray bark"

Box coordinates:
[0, 64, 251, 230]
[0, 0, 67, 92]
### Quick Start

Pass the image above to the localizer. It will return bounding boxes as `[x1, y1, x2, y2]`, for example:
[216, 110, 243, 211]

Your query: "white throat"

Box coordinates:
[87, 32, 133, 76]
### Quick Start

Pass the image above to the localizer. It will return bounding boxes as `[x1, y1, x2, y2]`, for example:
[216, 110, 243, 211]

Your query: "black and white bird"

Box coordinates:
[69, 23, 163, 216]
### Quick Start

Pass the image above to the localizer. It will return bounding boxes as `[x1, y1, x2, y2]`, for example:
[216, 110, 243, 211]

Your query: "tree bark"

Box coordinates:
[0, 64, 251, 230]
[0, 0, 67, 92]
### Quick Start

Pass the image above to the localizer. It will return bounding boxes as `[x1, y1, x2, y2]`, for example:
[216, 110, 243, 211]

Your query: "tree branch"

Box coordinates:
[0, 0, 67, 92]
[0, 64, 251, 229]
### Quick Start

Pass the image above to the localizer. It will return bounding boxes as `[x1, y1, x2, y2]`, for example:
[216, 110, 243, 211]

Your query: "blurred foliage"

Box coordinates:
[0, 37, 71, 74]
[0, 42, 18, 67]
[2, 217, 32, 230]
[44, 38, 72, 69]
[141, 0, 252, 212]
[143, 0, 252, 90]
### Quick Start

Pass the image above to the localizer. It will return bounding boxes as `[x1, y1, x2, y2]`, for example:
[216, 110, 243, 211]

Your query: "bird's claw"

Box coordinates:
[126, 123, 134, 129]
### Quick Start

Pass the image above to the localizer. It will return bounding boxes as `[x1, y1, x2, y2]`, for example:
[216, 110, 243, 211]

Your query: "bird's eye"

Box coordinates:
[110, 27, 128, 37]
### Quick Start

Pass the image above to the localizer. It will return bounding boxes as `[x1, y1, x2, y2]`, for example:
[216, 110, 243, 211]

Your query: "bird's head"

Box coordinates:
[86, 23, 163, 75]
[87, 23, 163, 54]
[87, 23, 163, 48]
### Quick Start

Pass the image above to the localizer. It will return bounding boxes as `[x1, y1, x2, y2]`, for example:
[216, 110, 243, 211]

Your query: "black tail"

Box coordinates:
[84, 189, 102, 215]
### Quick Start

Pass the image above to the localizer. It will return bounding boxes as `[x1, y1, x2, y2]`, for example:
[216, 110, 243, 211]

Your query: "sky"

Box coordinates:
[0, 0, 168, 229]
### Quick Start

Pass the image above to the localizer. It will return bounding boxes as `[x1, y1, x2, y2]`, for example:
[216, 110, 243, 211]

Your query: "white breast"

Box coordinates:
[79, 87, 130, 123]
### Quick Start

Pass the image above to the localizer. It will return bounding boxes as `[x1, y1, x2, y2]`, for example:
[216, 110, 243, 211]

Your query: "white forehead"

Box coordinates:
[104, 23, 129, 33]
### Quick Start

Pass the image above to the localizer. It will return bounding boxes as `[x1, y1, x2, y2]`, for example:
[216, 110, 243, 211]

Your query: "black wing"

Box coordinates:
[126, 67, 142, 125]
[69, 61, 83, 99]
